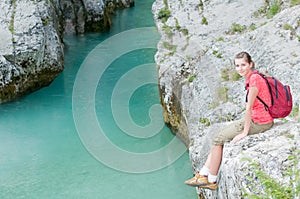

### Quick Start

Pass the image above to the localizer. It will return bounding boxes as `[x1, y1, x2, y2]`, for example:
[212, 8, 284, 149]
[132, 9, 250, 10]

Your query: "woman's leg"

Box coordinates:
[203, 145, 223, 177]
[194, 145, 221, 190]
[204, 151, 211, 167]
[209, 145, 223, 176]
[187, 119, 273, 189]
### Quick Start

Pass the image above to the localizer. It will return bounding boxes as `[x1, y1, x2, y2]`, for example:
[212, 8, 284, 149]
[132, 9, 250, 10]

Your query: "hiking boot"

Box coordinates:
[184, 173, 208, 187]
[198, 181, 218, 190]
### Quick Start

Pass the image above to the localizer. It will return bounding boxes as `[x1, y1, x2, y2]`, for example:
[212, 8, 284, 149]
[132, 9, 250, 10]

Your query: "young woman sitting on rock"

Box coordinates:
[184, 51, 274, 190]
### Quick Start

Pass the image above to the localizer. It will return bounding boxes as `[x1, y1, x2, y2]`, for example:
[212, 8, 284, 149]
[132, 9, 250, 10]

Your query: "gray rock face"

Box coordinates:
[189, 121, 300, 198]
[153, 0, 300, 198]
[0, 0, 134, 103]
[0, 0, 63, 103]
[60, 0, 134, 34]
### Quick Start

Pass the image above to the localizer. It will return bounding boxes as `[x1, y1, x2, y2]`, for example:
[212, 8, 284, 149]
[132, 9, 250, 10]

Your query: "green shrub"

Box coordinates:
[9, 0, 16, 34]
[199, 118, 211, 126]
[163, 0, 168, 7]
[213, 50, 223, 58]
[291, 0, 300, 6]
[249, 23, 257, 31]
[221, 69, 230, 81]
[268, 1, 281, 18]
[162, 42, 177, 53]
[201, 16, 208, 25]
[231, 72, 242, 81]
[163, 43, 176, 56]
[175, 18, 181, 30]
[217, 37, 224, 42]
[254, 1, 282, 18]
[162, 24, 173, 38]
[225, 113, 233, 121]
[283, 23, 293, 31]
[42, 18, 50, 26]
[231, 22, 247, 33]
[158, 7, 171, 23]
[242, 148, 300, 198]
[209, 101, 220, 109]
[217, 87, 228, 102]
[199, 0, 204, 10]
[290, 103, 299, 117]
[9, 21, 14, 34]
[188, 74, 196, 82]
[180, 28, 189, 36]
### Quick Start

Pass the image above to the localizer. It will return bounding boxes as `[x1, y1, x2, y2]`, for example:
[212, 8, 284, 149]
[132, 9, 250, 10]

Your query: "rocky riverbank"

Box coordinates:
[152, 0, 300, 198]
[0, 0, 134, 103]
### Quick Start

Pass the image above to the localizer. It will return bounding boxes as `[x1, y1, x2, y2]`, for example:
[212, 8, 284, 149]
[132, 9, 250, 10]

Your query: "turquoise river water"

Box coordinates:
[0, 1, 197, 198]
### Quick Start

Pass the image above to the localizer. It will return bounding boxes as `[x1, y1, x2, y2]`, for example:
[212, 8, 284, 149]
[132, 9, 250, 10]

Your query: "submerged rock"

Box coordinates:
[153, 0, 300, 198]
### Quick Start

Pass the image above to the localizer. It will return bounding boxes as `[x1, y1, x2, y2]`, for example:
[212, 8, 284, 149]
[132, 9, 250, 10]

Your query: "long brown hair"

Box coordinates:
[234, 52, 255, 69]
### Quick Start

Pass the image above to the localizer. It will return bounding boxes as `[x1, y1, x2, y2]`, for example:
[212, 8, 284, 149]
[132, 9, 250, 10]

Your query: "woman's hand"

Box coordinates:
[231, 133, 247, 144]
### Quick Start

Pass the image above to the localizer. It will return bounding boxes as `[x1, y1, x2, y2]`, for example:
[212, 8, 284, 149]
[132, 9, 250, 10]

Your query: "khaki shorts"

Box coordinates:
[213, 118, 273, 145]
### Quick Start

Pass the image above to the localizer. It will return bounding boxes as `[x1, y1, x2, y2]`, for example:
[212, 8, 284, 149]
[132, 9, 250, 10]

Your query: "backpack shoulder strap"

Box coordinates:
[257, 96, 269, 111]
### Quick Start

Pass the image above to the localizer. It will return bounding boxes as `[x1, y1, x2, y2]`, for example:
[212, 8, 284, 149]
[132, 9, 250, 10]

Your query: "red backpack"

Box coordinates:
[246, 71, 293, 118]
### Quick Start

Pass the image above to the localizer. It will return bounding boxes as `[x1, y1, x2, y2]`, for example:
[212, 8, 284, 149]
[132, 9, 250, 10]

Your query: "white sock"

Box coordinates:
[199, 166, 210, 176]
[208, 173, 217, 183]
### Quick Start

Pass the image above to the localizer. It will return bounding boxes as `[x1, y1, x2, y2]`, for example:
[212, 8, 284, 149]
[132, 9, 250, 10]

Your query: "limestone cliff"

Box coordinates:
[0, 0, 63, 103]
[61, 0, 134, 34]
[0, 0, 134, 103]
[153, 0, 300, 198]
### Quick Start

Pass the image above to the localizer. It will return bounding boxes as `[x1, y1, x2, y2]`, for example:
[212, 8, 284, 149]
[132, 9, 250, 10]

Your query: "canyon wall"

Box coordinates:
[0, 0, 134, 103]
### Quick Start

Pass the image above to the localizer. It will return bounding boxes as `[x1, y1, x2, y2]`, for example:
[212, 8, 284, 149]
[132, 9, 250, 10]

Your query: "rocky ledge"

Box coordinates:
[152, 0, 300, 198]
[0, 0, 134, 103]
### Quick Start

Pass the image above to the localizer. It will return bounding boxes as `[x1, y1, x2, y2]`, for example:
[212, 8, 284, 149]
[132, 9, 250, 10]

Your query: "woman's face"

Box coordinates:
[235, 58, 253, 77]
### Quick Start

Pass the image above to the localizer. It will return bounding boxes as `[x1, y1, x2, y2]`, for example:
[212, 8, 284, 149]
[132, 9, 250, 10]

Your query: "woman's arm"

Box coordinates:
[231, 86, 258, 144]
